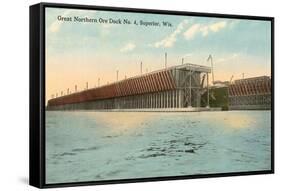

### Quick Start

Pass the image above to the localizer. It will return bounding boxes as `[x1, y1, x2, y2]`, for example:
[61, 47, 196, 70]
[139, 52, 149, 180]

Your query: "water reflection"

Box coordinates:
[89, 112, 154, 130]
[222, 113, 253, 129]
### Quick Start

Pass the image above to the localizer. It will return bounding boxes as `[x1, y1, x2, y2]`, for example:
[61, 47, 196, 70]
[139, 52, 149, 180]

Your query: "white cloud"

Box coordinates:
[200, 26, 209, 36]
[49, 19, 63, 33]
[100, 22, 117, 37]
[183, 24, 201, 40]
[152, 19, 235, 47]
[183, 20, 228, 40]
[209, 21, 227, 32]
[120, 42, 136, 52]
[49, 10, 72, 33]
[229, 20, 240, 29]
[183, 53, 193, 58]
[217, 53, 239, 63]
[49, 10, 96, 33]
[153, 20, 188, 48]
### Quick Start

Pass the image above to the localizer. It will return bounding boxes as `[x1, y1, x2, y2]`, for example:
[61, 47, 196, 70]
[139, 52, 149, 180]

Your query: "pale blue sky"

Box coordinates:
[45, 7, 271, 101]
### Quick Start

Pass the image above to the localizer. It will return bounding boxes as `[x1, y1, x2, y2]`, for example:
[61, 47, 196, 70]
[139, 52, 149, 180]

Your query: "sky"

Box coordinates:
[45, 7, 271, 103]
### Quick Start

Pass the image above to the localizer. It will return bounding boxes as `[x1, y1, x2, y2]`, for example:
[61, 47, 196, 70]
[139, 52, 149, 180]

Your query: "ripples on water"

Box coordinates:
[46, 111, 271, 184]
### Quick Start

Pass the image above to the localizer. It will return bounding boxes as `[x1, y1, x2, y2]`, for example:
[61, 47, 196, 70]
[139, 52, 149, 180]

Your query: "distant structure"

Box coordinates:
[212, 80, 230, 88]
[228, 76, 271, 110]
[47, 63, 211, 110]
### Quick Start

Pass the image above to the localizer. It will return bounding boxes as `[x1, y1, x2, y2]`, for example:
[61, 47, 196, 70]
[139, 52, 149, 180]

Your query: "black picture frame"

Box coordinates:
[30, 2, 275, 188]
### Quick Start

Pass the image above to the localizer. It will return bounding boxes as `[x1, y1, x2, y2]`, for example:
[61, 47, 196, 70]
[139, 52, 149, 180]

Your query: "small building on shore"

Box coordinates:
[228, 76, 271, 110]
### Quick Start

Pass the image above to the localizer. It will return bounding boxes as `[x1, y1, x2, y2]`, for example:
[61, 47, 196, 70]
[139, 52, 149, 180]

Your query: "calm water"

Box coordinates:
[46, 111, 271, 184]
